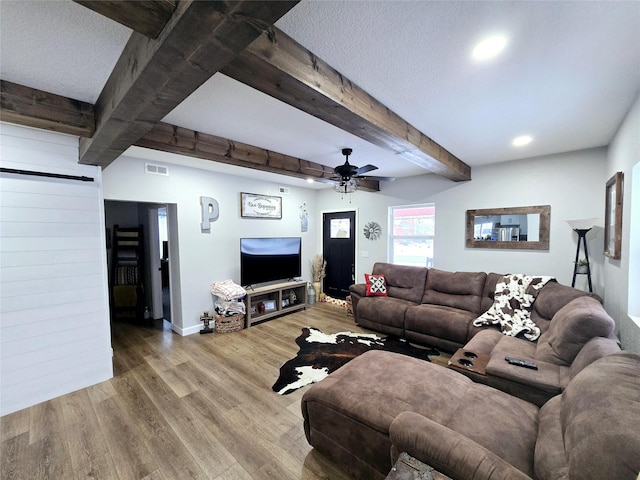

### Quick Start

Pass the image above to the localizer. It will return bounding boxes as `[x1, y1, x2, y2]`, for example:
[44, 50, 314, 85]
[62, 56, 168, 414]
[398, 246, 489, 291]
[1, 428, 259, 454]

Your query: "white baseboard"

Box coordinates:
[172, 323, 202, 336]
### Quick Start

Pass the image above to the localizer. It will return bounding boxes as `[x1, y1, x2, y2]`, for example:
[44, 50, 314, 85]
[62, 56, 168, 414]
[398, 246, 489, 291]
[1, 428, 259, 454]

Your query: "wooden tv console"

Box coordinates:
[244, 281, 307, 328]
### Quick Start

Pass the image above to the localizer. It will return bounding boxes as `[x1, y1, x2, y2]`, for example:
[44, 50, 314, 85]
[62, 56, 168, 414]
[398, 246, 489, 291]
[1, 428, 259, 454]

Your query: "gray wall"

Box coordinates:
[319, 147, 606, 293]
[102, 154, 319, 335]
[605, 92, 640, 352]
[317, 141, 639, 352]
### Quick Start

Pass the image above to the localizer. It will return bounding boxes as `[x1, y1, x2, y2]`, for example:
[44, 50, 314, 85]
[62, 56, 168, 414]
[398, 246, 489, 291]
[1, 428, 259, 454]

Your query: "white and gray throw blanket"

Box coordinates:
[473, 274, 555, 341]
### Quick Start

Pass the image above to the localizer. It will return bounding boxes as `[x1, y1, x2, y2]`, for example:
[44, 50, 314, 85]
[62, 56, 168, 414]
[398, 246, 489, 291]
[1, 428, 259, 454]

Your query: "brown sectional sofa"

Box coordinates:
[302, 264, 634, 479]
[349, 262, 592, 353]
[301, 350, 640, 480]
[349, 262, 619, 405]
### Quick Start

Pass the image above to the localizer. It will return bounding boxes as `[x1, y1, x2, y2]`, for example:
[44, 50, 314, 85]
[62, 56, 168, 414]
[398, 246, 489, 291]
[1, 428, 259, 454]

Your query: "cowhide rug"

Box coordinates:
[272, 327, 439, 395]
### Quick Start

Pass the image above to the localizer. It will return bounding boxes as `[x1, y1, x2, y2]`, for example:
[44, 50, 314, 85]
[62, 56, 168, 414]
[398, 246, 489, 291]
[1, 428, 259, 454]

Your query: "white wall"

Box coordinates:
[102, 155, 319, 335]
[319, 148, 607, 294]
[0, 123, 112, 415]
[605, 92, 640, 352]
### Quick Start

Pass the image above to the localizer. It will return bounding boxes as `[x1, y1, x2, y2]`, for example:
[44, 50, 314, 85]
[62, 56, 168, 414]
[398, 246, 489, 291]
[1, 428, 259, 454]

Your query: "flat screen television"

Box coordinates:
[240, 237, 302, 287]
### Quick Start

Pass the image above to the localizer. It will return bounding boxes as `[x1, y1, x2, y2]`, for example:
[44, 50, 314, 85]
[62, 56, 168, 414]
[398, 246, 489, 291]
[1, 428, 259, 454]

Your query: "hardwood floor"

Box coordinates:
[1, 303, 448, 480]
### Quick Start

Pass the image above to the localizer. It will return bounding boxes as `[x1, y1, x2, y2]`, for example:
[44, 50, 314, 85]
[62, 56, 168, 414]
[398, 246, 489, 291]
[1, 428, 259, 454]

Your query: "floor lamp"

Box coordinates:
[566, 219, 598, 293]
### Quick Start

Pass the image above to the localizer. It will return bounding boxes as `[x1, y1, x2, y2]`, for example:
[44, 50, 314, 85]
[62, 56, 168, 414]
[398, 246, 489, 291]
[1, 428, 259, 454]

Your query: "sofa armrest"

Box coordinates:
[348, 284, 365, 321]
[389, 412, 533, 480]
[349, 283, 366, 298]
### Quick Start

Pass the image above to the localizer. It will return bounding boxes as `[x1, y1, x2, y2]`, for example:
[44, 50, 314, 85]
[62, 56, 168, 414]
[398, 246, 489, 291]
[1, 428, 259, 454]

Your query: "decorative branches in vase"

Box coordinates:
[310, 254, 326, 302]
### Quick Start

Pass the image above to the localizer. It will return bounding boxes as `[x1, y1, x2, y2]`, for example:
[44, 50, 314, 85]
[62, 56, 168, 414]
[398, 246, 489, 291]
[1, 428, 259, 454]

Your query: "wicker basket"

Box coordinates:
[215, 313, 244, 333]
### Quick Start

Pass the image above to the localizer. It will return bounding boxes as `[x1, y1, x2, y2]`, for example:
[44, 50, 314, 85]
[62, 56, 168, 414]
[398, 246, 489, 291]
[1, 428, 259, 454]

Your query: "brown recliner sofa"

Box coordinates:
[301, 350, 640, 480]
[349, 262, 619, 405]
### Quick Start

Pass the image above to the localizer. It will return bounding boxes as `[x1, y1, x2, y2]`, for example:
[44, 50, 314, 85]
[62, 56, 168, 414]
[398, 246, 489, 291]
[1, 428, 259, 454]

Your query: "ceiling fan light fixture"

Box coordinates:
[334, 178, 357, 194]
[330, 147, 395, 196]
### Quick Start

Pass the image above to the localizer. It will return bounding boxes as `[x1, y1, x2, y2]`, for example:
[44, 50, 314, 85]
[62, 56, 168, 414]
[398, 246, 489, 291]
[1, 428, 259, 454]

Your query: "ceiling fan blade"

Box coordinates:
[356, 164, 378, 175]
[358, 175, 396, 182]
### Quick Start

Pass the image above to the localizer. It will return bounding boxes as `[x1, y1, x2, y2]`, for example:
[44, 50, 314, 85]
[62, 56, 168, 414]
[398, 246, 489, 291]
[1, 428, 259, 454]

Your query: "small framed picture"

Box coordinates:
[264, 299, 276, 312]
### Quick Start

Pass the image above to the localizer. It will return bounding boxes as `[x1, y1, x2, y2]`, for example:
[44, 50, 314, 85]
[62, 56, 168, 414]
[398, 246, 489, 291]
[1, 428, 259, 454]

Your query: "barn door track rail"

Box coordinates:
[0, 167, 94, 182]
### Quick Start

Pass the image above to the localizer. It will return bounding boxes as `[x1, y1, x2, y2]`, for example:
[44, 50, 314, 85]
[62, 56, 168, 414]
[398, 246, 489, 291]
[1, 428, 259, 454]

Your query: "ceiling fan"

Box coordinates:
[332, 148, 396, 192]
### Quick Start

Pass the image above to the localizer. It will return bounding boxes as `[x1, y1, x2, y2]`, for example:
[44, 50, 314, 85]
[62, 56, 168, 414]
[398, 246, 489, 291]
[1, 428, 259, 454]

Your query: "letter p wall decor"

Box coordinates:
[200, 196, 220, 232]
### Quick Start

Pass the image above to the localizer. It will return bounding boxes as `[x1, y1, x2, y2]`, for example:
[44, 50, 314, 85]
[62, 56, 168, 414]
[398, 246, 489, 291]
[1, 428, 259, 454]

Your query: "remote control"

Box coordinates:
[505, 356, 538, 370]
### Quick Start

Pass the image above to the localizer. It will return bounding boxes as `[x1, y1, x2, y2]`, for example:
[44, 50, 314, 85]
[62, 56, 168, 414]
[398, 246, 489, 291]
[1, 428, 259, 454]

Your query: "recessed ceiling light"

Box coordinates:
[306, 178, 314, 183]
[472, 36, 508, 61]
[512, 135, 533, 147]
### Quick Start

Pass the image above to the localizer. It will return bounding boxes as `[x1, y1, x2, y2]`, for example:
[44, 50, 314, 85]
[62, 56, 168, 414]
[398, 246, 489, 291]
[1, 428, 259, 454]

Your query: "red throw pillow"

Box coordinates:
[365, 273, 388, 297]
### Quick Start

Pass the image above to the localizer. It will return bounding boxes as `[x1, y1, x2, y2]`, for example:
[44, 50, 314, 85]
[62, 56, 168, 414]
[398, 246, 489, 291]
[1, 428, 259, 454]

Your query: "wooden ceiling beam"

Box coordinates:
[79, 1, 298, 168]
[0, 81, 378, 191]
[0, 80, 95, 137]
[136, 123, 380, 192]
[73, 0, 177, 39]
[222, 27, 471, 182]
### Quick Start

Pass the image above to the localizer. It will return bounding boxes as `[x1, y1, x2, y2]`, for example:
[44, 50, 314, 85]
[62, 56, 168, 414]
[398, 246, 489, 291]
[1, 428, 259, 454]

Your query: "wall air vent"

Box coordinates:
[278, 186, 291, 195]
[145, 163, 169, 176]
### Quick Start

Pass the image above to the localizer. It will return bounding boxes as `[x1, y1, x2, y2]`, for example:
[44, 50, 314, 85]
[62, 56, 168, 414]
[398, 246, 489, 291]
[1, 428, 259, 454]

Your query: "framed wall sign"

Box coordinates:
[604, 172, 623, 259]
[240, 192, 282, 219]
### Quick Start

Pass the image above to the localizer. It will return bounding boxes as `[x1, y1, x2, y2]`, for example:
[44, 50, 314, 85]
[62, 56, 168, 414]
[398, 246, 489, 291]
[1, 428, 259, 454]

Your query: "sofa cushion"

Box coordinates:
[371, 262, 427, 304]
[481, 336, 562, 397]
[560, 353, 640, 480]
[534, 296, 615, 366]
[486, 355, 562, 395]
[421, 268, 487, 314]
[405, 304, 477, 345]
[357, 296, 414, 330]
[365, 273, 387, 296]
[482, 334, 538, 360]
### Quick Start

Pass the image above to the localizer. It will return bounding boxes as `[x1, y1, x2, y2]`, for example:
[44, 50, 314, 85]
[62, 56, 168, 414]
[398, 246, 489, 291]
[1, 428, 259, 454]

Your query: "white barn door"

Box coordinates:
[0, 124, 112, 415]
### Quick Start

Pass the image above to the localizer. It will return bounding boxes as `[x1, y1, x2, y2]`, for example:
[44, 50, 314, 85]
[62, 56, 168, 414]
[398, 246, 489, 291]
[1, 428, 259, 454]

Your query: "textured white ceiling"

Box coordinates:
[1, 0, 639, 186]
[275, 1, 640, 165]
[0, 0, 131, 103]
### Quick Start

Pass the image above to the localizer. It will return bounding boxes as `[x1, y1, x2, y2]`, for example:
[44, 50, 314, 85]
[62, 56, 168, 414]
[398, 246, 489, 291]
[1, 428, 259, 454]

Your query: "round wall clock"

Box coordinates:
[363, 221, 382, 240]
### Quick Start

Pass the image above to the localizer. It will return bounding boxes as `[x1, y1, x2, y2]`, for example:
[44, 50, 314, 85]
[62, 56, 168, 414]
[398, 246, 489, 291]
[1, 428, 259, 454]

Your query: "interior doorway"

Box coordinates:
[148, 206, 170, 322]
[104, 200, 177, 325]
[322, 210, 356, 300]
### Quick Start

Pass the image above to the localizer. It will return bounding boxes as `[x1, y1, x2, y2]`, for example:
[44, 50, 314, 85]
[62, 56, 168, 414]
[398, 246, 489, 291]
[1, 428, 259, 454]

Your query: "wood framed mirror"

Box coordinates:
[466, 205, 550, 250]
[604, 172, 623, 259]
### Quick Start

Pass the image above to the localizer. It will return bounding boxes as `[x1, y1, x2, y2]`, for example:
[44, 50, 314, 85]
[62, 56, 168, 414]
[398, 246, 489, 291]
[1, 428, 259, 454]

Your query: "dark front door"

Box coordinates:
[322, 211, 356, 300]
